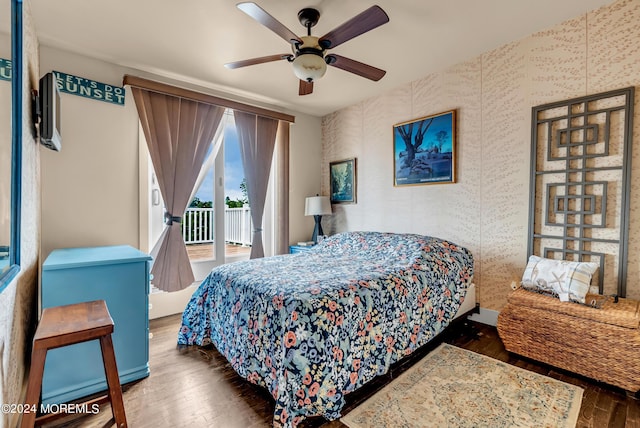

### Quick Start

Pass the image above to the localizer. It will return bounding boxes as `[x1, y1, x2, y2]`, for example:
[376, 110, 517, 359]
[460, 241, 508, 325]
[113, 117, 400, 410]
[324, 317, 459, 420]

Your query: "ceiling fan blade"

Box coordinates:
[326, 54, 386, 81]
[225, 54, 291, 69]
[299, 80, 314, 96]
[318, 5, 389, 50]
[237, 2, 302, 45]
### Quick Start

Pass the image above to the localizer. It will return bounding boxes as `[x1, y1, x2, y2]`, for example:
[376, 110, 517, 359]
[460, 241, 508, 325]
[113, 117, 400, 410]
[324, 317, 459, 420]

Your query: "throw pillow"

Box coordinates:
[521, 255, 599, 304]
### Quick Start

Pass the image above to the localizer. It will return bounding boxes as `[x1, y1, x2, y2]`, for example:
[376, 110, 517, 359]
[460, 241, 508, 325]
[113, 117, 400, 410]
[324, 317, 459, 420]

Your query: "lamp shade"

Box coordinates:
[305, 196, 332, 216]
[292, 53, 327, 82]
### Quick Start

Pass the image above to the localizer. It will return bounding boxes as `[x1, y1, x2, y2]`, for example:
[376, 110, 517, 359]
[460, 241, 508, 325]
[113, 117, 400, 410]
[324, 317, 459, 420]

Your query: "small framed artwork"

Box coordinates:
[393, 109, 456, 186]
[330, 158, 357, 204]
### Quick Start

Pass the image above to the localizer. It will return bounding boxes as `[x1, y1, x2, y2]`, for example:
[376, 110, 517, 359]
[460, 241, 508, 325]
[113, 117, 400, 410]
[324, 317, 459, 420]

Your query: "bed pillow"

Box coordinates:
[521, 255, 599, 304]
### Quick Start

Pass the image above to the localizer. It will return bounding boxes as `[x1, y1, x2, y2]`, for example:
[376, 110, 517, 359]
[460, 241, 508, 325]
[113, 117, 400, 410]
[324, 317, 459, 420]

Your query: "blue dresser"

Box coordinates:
[40, 245, 152, 405]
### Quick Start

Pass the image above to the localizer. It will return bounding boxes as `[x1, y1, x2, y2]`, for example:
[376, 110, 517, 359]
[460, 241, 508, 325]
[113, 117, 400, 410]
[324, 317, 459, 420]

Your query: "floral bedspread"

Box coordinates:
[178, 231, 474, 427]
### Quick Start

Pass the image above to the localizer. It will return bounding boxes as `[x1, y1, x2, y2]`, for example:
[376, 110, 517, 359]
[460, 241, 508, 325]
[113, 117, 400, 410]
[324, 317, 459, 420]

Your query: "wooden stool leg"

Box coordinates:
[21, 346, 47, 428]
[99, 335, 127, 428]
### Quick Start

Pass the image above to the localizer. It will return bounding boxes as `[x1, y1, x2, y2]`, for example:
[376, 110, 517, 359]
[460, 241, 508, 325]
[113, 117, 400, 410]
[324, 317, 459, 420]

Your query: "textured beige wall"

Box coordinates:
[0, 1, 40, 427]
[322, 0, 640, 311]
[591, 0, 640, 303]
[289, 114, 323, 244]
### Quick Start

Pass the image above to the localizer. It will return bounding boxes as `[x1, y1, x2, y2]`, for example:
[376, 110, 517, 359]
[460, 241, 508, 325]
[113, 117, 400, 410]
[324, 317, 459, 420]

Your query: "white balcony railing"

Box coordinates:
[182, 206, 252, 247]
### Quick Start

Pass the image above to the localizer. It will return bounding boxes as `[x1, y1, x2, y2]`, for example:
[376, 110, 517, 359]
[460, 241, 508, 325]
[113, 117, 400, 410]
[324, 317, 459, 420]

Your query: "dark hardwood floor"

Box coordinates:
[44, 315, 640, 428]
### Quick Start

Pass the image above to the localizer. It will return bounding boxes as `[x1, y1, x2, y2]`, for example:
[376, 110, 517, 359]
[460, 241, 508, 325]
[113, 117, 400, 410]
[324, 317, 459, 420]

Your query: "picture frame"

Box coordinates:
[393, 109, 456, 186]
[330, 158, 357, 204]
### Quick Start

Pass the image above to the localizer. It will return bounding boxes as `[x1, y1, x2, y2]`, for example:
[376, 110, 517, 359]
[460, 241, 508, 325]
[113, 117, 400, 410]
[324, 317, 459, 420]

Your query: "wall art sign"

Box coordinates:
[0, 58, 12, 81]
[393, 109, 456, 186]
[330, 158, 356, 204]
[54, 70, 125, 105]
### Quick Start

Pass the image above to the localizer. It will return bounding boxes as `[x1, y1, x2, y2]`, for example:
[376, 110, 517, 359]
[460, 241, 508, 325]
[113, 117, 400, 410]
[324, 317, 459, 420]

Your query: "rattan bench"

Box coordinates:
[497, 288, 640, 393]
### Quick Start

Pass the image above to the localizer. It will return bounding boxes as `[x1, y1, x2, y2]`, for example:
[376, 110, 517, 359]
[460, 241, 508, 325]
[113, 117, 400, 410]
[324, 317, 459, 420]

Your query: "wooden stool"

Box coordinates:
[21, 300, 127, 428]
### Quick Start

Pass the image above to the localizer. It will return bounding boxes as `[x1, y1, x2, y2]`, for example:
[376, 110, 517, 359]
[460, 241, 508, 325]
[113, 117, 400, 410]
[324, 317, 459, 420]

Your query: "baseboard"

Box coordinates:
[149, 284, 199, 319]
[467, 307, 499, 326]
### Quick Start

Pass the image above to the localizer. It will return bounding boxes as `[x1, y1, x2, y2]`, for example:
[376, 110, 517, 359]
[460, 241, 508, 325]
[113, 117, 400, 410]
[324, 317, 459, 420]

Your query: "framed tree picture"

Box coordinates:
[393, 109, 456, 186]
[330, 158, 356, 204]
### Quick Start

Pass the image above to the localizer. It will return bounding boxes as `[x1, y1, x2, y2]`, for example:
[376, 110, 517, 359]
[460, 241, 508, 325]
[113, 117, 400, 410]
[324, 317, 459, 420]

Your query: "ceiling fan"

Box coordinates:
[225, 2, 389, 96]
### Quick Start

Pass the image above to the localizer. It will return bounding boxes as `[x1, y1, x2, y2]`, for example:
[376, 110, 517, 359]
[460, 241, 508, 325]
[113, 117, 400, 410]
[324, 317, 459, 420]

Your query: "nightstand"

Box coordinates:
[289, 245, 315, 254]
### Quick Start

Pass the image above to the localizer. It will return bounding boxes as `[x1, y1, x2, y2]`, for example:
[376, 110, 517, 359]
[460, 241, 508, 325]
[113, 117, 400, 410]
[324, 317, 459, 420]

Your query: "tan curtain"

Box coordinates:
[132, 88, 225, 292]
[233, 111, 279, 259]
[275, 121, 290, 255]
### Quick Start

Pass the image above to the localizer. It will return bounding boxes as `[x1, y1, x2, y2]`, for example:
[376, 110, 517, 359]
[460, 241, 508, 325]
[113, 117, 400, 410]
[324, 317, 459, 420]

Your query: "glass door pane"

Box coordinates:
[185, 144, 216, 262]
[222, 112, 250, 262]
[187, 119, 225, 281]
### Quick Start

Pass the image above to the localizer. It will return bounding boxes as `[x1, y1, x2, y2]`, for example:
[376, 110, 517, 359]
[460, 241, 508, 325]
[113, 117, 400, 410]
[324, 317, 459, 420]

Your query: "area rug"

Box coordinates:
[341, 343, 583, 428]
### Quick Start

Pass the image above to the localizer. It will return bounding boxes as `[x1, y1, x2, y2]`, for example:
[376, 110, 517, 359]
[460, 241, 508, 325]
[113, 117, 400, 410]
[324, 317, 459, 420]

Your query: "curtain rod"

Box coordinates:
[122, 75, 295, 123]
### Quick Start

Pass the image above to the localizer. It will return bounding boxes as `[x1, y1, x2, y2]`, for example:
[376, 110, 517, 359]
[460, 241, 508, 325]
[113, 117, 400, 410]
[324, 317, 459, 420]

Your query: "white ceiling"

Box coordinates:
[30, 0, 614, 117]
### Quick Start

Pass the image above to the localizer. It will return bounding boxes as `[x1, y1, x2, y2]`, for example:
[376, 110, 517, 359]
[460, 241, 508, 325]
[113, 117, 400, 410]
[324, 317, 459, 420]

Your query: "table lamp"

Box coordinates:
[305, 195, 332, 243]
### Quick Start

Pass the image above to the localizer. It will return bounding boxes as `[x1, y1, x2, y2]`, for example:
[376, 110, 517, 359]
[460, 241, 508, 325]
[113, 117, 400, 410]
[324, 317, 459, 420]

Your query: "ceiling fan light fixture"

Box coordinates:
[292, 53, 327, 82]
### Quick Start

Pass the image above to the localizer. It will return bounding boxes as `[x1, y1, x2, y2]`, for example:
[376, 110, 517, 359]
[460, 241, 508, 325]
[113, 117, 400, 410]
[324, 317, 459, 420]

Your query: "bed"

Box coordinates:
[178, 231, 474, 427]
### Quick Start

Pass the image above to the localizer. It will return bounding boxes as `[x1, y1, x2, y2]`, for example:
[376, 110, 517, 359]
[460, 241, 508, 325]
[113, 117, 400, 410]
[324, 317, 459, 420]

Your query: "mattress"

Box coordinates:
[453, 282, 476, 320]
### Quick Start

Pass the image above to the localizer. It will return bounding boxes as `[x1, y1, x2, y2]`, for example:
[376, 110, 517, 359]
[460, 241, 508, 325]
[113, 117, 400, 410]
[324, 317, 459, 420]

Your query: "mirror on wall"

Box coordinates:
[0, 0, 21, 290]
[0, 0, 12, 277]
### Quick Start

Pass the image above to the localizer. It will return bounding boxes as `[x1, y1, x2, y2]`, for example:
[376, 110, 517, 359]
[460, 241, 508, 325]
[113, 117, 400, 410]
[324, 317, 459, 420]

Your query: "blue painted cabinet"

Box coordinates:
[40, 245, 152, 405]
[289, 245, 316, 254]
